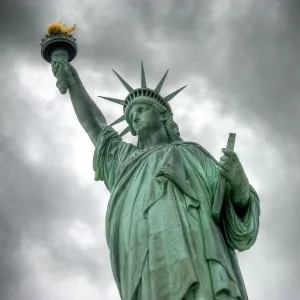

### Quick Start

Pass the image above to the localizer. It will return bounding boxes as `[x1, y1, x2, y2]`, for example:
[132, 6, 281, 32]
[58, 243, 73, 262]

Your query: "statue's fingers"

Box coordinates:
[226, 159, 235, 169]
[52, 66, 58, 76]
[220, 155, 228, 162]
[56, 77, 64, 87]
[54, 64, 67, 77]
[231, 152, 239, 163]
[218, 165, 230, 178]
[220, 156, 234, 168]
[221, 148, 234, 157]
[55, 58, 69, 68]
[52, 63, 62, 75]
[51, 55, 59, 63]
[219, 160, 232, 172]
[60, 60, 68, 67]
[221, 156, 235, 170]
[220, 155, 234, 165]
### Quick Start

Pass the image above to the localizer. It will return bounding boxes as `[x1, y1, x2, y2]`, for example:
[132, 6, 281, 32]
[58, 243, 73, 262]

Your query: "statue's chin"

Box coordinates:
[135, 125, 147, 138]
[138, 124, 166, 138]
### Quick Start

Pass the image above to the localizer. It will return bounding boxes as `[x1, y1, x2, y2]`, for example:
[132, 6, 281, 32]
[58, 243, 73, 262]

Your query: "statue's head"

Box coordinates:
[98, 62, 186, 140]
[129, 102, 164, 138]
[126, 96, 180, 140]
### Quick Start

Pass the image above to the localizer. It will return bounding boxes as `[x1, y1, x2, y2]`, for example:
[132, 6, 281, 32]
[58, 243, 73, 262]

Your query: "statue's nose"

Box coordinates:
[133, 112, 140, 124]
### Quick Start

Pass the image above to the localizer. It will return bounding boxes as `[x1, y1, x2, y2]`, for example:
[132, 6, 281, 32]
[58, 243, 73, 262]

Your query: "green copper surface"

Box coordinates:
[50, 59, 260, 300]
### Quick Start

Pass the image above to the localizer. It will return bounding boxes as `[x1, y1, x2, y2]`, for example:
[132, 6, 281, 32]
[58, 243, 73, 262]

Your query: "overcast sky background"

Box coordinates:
[0, 0, 299, 299]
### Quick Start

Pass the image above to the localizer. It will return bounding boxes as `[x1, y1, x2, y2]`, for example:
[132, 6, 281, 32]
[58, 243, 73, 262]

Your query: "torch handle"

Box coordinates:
[51, 51, 69, 95]
[56, 67, 68, 94]
[212, 133, 236, 224]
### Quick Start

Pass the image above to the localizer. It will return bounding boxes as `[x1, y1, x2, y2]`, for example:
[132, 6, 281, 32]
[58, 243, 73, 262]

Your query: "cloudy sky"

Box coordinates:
[0, 0, 299, 299]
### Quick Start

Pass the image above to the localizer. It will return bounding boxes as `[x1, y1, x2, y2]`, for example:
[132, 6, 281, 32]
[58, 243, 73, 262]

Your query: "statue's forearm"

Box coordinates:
[68, 76, 107, 144]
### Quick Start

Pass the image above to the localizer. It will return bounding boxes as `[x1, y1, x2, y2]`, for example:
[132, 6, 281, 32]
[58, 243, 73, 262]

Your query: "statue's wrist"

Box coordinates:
[69, 74, 81, 87]
[230, 183, 250, 209]
[231, 182, 249, 196]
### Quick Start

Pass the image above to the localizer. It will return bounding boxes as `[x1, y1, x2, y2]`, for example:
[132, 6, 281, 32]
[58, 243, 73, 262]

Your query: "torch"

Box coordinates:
[40, 21, 78, 94]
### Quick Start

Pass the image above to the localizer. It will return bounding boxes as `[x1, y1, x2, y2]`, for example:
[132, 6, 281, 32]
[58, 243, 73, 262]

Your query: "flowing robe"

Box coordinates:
[93, 126, 260, 300]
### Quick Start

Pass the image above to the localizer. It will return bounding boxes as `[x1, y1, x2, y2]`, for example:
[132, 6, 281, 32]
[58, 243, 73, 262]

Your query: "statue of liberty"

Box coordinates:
[51, 58, 260, 300]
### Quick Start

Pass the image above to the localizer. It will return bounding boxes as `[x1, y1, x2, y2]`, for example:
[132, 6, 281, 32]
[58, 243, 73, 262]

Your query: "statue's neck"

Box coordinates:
[137, 126, 170, 150]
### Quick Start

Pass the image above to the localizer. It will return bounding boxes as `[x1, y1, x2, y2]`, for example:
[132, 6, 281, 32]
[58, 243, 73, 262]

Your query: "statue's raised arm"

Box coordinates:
[51, 58, 107, 145]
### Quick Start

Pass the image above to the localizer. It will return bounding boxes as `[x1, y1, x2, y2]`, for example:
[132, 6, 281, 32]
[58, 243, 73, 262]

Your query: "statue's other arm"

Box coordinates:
[52, 59, 107, 145]
[193, 146, 260, 251]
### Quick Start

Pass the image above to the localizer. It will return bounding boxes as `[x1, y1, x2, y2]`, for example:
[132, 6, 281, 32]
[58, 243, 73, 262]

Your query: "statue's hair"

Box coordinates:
[152, 103, 181, 138]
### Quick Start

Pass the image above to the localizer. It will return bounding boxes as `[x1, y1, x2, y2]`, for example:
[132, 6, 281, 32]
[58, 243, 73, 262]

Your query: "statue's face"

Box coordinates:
[129, 104, 162, 137]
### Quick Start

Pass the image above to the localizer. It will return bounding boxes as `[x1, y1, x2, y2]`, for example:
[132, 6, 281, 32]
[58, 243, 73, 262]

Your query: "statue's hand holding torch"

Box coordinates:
[51, 53, 77, 94]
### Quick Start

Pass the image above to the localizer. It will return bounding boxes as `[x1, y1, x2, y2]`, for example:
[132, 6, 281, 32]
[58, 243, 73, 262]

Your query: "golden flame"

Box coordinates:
[47, 21, 76, 35]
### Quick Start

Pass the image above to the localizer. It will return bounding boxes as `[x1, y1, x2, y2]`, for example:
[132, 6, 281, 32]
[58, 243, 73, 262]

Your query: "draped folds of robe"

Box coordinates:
[93, 126, 260, 300]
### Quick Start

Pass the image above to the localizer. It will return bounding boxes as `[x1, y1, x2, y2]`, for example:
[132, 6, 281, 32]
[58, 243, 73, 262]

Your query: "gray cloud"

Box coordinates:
[0, 74, 114, 298]
[76, 0, 300, 140]
[0, 0, 299, 299]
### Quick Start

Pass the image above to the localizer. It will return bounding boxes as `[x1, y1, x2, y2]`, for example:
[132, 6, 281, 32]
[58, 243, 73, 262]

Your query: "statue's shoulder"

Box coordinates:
[95, 125, 137, 158]
[172, 140, 219, 165]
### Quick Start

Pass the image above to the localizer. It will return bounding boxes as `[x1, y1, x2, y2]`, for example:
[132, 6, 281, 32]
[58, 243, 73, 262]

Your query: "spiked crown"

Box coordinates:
[98, 62, 187, 136]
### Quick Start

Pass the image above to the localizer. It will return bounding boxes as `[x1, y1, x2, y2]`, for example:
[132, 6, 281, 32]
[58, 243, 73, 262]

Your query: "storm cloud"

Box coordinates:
[0, 0, 299, 299]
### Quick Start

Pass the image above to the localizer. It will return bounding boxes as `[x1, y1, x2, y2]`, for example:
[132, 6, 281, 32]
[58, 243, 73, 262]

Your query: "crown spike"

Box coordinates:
[154, 69, 169, 93]
[141, 61, 147, 88]
[112, 69, 134, 92]
[109, 115, 126, 126]
[98, 96, 124, 105]
[120, 126, 131, 137]
[163, 85, 187, 103]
